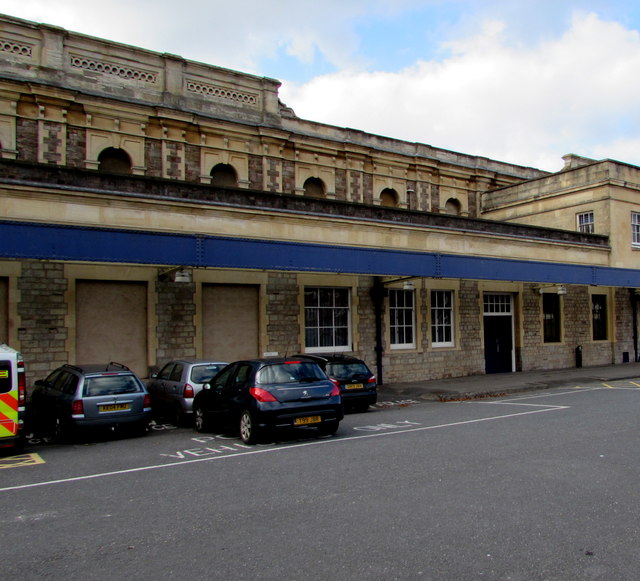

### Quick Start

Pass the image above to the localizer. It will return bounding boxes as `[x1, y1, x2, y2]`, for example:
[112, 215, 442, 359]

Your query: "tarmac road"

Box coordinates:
[2, 374, 640, 580]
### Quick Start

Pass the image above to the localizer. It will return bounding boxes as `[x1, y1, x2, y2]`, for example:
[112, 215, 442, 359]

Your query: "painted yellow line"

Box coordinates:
[630, 381, 640, 388]
[602, 383, 615, 389]
[0, 453, 45, 469]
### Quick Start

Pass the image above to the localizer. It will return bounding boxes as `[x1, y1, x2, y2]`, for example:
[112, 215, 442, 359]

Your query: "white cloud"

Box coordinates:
[281, 12, 640, 171]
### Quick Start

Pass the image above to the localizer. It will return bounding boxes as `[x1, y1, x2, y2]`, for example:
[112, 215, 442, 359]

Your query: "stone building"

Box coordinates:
[0, 14, 638, 384]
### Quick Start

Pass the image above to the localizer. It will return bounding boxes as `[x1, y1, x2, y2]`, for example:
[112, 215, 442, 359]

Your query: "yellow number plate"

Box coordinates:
[99, 403, 130, 412]
[345, 383, 364, 390]
[294, 415, 321, 426]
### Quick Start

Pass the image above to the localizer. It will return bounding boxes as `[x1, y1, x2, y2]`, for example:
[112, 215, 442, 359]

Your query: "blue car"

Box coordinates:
[192, 357, 343, 444]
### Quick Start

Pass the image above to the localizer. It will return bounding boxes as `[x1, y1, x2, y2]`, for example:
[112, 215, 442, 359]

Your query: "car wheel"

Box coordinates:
[194, 406, 209, 433]
[171, 405, 184, 428]
[318, 421, 339, 437]
[53, 416, 74, 443]
[239, 410, 260, 444]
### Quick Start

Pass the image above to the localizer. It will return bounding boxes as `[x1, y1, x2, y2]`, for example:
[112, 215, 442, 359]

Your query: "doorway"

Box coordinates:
[483, 293, 514, 374]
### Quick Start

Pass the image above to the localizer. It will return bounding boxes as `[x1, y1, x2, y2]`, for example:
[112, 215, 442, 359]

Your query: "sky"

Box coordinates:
[3, 0, 640, 171]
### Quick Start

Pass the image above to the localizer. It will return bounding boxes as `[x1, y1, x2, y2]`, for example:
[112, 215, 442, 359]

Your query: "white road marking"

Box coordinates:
[0, 403, 567, 494]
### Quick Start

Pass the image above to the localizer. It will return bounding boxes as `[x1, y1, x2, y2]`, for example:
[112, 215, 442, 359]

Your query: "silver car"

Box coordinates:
[30, 362, 152, 441]
[147, 359, 228, 426]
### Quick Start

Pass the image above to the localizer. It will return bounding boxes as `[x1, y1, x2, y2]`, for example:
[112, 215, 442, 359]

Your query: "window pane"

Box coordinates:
[304, 287, 351, 350]
[431, 290, 454, 346]
[389, 289, 415, 348]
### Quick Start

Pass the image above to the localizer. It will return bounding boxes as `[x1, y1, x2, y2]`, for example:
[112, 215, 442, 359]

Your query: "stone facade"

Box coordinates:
[17, 261, 68, 376]
[0, 14, 638, 384]
[155, 279, 196, 367]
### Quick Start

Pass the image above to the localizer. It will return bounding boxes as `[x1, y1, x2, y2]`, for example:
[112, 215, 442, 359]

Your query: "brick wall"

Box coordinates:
[16, 118, 37, 162]
[282, 159, 295, 194]
[145, 139, 162, 177]
[185, 144, 201, 182]
[66, 126, 86, 168]
[17, 261, 68, 377]
[248, 154, 263, 190]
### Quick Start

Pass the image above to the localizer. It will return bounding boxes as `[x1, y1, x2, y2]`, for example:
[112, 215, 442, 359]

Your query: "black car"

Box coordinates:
[30, 362, 152, 440]
[192, 357, 343, 444]
[295, 354, 377, 412]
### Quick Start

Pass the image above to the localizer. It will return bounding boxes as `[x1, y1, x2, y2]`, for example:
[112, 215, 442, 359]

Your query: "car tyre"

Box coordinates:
[239, 410, 261, 444]
[318, 421, 339, 437]
[194, 406, 209, 433]
[53, 416, 74, 443]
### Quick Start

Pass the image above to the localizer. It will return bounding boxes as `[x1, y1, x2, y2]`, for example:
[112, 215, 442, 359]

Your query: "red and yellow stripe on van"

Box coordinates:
[0, 389, 18, 438]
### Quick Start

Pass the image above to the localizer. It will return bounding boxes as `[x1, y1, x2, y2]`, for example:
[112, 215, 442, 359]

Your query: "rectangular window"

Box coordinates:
[577, 211, 594, 233]
[389, 289, 415, 349]
[304, 287, 350, 351]
[591, 294, 608, 341]
[542, 293, 561, 343]
[632, 212, 640, 247]
[431, 290, 454, 347]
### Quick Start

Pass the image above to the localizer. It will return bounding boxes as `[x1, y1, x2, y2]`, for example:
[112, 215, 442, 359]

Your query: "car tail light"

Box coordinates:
[330, 384, 341, 397]
[17, 358, 26, 405]
[71, 400, 84, 415]
[249, 387, 278, 402]
[143, 394, 151, 408]
[368, 375, 377, 384]
[329, 378, 341, 389]
[183, 384, 195, 398]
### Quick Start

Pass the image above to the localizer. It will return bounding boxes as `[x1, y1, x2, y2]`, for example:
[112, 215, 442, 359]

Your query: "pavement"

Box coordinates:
[377, 361, 640, 402]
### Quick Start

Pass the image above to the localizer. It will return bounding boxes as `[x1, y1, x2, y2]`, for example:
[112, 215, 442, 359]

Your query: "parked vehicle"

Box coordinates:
[0, 345, 27, 451]
[30, 362, 151, 441]
[147, 359, 228, 425]
[192, 357, 343, 444]
[295, 354, 377, 412]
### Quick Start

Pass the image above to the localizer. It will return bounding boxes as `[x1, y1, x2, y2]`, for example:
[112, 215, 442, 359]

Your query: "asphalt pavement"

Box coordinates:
[378, 361, 640, 402]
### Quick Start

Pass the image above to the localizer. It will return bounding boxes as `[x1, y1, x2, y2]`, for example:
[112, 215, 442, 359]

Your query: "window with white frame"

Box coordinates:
[577, 211, 594, 233]
[632, 212, 640, 247]
[304, 287, 350, 351]
[431, 290, 454, 347]
[389, 289, 415, 348]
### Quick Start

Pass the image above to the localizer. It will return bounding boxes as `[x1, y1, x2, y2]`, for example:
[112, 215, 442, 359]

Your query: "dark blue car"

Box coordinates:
[192, 357, 343, 444]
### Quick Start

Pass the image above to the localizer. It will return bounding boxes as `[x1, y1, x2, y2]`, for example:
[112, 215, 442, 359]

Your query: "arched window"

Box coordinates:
[211, 163, 238, 187]
[444, 198, 462, 215]
[98, 147, 132, 175]
[303, 177, 325, 198]
[380, 188, 398, 207]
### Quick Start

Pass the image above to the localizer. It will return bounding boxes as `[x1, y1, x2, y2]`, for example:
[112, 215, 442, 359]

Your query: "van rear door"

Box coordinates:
[0, 346, 26, 448]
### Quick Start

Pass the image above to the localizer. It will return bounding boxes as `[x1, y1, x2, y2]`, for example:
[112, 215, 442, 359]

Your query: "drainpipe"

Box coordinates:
[370, 277, 387, 385]
[631, 288, 639, 363]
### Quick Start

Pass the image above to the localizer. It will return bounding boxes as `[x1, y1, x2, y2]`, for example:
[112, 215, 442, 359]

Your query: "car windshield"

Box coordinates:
[326, 362, 370, 380]
[84, 375, 143, 397]
[258, 362, 325, 384]
[190, 364, 226, 384]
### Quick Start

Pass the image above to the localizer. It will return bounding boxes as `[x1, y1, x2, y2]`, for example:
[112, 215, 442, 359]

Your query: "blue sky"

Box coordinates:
[4, 0, 640, 170]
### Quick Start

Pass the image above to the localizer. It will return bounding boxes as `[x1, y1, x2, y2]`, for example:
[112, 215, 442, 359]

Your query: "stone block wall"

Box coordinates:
[155, 280, 196, 369]
[17, 261, 68, 377]
[381, 280, 486, 384]
[266, 272, 300, 355]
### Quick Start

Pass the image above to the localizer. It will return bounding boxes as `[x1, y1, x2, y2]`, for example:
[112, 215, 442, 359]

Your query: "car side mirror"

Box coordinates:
[202, 383, 211, 391]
